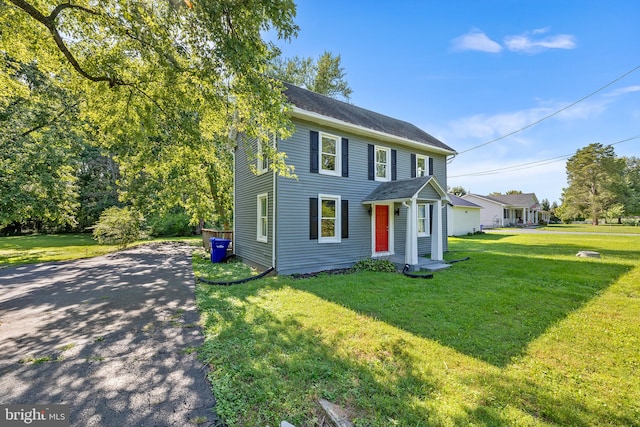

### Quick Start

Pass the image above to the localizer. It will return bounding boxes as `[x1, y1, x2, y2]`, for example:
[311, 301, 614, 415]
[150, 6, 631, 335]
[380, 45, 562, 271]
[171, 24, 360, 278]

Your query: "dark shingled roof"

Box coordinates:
[449, 194, 481, 208]
[283, 82, 455, 153]
[363, 176, 432, 202]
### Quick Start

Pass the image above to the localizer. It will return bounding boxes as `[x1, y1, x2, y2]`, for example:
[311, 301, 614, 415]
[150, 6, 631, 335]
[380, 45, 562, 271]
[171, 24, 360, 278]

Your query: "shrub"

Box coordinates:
[351, 258, 397, 272]
[148, 209, 193, 237]
[92, 206, 145, 248]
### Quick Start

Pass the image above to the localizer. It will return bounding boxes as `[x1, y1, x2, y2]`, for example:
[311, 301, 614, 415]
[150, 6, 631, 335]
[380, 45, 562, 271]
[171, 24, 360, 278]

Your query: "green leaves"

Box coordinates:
[268, 51, 352, 100]
[3, 0, 300, 228]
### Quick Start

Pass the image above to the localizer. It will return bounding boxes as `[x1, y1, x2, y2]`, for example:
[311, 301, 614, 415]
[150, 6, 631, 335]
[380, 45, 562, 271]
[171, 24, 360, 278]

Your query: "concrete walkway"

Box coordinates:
[0, 243, 221, 426]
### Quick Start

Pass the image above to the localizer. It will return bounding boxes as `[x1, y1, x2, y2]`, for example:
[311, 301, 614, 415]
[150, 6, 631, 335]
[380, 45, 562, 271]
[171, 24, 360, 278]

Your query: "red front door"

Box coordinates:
[375, 205, 389, 252]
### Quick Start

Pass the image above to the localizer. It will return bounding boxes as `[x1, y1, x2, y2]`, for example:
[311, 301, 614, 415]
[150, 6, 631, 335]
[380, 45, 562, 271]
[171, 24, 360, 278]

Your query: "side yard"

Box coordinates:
[194, 233, 640, 426]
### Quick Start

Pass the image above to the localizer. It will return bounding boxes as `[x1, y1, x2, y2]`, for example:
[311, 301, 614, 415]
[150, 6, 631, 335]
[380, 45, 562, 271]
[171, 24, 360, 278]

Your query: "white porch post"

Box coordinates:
[430, 200, 443, 261]
[405, 198, 418, 266]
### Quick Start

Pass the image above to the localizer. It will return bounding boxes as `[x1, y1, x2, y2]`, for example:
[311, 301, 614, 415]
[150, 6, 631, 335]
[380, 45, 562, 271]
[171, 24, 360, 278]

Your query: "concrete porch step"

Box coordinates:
[387, 255, 451, 272]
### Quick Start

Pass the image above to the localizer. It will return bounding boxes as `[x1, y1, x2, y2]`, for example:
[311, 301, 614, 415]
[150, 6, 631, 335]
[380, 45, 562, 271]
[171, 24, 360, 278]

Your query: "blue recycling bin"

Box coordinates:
[210, 238, 231, 263]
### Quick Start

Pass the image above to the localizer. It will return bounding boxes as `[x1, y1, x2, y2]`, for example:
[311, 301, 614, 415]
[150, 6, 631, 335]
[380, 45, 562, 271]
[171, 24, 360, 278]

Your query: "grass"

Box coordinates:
[194, 232, 640, 426]
[0, 233, 201, 266]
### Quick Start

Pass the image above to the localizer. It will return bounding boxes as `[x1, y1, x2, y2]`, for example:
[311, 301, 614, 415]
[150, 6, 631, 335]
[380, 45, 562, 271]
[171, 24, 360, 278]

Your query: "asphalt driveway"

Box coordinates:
[0, 242, 221, 426]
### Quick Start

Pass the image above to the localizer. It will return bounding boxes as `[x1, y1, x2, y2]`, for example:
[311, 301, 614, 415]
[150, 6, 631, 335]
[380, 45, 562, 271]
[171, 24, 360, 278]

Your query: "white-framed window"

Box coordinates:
[319, 194, 341, 243]
[320, 133, 341, 176]
[375, 146, 391, 181]
[417, 203, 430, 236]
[257, 193, 268, 242]
[416, 155, 429, 177]
[257, 135, 273, 174]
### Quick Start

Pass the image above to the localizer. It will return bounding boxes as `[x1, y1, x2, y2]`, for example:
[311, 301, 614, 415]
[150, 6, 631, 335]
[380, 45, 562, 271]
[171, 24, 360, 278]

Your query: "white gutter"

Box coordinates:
[290, 107, 457, 156]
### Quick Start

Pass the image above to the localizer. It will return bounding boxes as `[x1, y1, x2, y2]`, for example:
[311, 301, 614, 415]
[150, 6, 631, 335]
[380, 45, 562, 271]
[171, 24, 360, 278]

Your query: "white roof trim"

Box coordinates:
[290, 106, 457, 156]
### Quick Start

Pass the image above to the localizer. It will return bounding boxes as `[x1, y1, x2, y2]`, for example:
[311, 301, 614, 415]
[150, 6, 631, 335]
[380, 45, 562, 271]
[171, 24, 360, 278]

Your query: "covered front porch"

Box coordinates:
[362, 176, 450, 272]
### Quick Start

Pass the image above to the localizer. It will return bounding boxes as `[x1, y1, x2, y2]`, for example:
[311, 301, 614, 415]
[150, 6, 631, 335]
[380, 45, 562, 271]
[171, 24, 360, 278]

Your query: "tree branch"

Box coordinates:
[9, 0, 125, 87]
[13, 101, 80, 141]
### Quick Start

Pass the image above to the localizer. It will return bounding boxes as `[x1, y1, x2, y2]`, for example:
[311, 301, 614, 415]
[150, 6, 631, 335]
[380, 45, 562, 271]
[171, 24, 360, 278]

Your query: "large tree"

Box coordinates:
[2, 0, 299, 227]
[268, 51, 352, 100]
[0, 55, 84, 231]
[561, 143, 625, 225]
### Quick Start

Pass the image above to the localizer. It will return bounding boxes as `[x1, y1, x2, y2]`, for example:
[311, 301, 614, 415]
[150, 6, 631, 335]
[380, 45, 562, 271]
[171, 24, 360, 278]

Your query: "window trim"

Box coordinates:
[375, 146, 391, 182]
[257, 193, 268, 242]
[319, 132, 341, 176]
[416, 155, 429, 177]
[417, 203, 430, 237]
[318, 193, 341, 243]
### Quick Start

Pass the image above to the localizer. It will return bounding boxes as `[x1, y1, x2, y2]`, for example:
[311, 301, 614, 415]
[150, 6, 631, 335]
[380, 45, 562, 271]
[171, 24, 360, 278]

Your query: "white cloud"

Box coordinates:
[446, 98, 608, 143]
[504, 31, 576, 54]
[604, 85, 640, 97]
[447, 107, 553, 140]
[451, 29, 502, 53]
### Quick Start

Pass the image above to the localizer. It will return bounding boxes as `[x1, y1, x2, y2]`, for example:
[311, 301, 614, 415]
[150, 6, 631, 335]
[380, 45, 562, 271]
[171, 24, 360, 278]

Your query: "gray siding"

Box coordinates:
[274, 118, 450, 274]
[234, 139, 273, 269]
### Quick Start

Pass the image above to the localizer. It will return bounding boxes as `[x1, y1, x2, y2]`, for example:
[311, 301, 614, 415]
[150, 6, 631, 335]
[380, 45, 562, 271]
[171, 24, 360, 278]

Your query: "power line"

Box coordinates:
[448, 135, 640, 178]
[454, 64, 640, 156]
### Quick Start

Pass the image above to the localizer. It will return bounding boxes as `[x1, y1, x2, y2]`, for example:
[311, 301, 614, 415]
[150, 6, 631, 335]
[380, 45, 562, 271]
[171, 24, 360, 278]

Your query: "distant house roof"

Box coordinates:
[282, 82, 456, 155]
[448, 194, 481, 208]
[362, 176, 448, 203]
[467, 193, 540, 208]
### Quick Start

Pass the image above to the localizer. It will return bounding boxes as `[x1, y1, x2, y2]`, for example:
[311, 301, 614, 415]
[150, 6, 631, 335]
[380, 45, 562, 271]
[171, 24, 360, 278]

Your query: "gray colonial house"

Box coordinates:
[233, 83, 457, 274]
[461, 192, 550, 229]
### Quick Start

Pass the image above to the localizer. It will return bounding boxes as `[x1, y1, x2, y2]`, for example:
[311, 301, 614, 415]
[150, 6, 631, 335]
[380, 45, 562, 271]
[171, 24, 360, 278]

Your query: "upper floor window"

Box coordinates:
[375, 146, 391, 181]
[320, 133, 341, 176]
[257, 135, 273, 174]
[416, 155, 429, 177]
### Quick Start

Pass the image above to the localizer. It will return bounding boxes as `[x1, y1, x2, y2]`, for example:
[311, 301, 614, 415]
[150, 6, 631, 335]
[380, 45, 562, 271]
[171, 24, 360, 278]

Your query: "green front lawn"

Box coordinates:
[195, 233, 640, 426]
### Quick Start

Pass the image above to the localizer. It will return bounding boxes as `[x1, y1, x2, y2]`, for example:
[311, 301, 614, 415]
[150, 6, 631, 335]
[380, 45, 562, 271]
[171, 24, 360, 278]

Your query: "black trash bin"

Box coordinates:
[210, 238, 231, 263]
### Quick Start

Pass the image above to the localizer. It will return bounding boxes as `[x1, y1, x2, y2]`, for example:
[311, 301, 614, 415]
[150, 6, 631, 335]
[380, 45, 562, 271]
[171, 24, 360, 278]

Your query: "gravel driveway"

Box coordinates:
[0, 242, 221, 426]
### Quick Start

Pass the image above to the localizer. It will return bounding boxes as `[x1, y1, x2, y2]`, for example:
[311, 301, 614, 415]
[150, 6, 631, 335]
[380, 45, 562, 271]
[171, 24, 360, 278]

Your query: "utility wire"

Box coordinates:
[454, 64, 640, 156]
[449, 135, 640, 178]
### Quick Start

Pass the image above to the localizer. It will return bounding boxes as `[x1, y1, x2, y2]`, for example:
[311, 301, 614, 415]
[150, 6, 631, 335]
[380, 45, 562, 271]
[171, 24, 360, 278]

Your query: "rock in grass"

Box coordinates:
[576, 251, 600, 258]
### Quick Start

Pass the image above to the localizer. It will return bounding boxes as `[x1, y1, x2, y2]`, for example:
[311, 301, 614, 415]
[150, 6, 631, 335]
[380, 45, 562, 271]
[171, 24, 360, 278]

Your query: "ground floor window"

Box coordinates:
[257, 193, 268, 242]
[418, 203, 430, 236]
[319, 194, 341, 243]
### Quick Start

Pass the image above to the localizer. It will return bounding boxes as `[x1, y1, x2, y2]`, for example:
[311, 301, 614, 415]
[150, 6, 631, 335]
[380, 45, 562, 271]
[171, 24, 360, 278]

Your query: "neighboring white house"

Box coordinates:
[447, 194, 481, 236]
[462, 193, 550, 229]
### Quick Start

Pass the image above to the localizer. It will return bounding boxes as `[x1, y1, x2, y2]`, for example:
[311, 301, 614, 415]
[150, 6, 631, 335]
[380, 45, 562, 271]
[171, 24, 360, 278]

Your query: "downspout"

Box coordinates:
[272, 151, 277, 269]
[232, 149, 236, 255]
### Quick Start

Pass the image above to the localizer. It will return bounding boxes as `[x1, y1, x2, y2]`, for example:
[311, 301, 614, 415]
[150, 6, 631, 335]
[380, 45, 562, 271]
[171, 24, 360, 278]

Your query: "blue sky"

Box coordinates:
[269, 1, 640, 204]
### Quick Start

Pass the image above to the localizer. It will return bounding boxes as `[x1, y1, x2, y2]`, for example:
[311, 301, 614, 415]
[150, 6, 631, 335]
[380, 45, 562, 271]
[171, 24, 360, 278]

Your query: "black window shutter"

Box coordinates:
[341, 200, 349, 238]
[429, 204, 434, 234]
[391, 149, 397, 181]
[428, 157, 434, 176]
[367, 144, 374, 180]
[310, 131, 319, 173]
[341, 138, 349, 177]
[309, 198, 318, 240]
[411, 154, 416, 178]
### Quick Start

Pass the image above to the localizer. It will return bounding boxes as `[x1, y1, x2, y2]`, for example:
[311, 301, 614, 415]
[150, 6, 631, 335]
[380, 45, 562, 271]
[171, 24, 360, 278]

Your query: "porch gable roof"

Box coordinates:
[362, 176, 449, 204]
